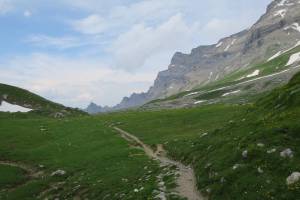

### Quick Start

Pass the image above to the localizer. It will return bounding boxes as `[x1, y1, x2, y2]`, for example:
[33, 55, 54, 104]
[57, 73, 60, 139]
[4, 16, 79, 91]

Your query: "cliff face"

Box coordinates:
[86, 0, 300, 113]
[144, 0, 300, 100]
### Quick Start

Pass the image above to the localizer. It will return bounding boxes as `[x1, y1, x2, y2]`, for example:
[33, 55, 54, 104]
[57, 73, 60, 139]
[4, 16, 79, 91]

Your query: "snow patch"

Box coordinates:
[216, 42, 223, 48]
[286, 52, 300, 66]
[268, 41, 300, 62]
[215, 74, 220, 80]
[184, 92, 199, 97]
[246, 70, 260, 78]
[277, 0, 288, 6]
[208, 72, 213, 81]
[284, 23, 300, 33]
[274, 9, 287, 18]
[268, 51, 282, 61]
[276, 0, 295, 7]
[224, 39, 236, 52]
[194, 100, 207, 105]
[0, 101, 32, 113]
[222, 90, 241, 97]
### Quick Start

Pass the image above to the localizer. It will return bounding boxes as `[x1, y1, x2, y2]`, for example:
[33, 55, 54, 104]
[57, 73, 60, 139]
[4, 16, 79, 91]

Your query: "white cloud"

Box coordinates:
[0, 53, 157, 107]
[110, 14, 201, 70]
[0, 0, 274, 108]
[0, 0, 13, 15]
[70, 0, 185, 35]
[23, 10, 32, 17]
[200, 18, 254, 43]
[71, 14, 108, 34]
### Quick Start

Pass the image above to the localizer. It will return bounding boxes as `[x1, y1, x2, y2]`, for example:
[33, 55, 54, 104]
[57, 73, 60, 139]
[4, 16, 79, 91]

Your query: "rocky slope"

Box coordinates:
[88, 0, 300, 113]
[85, 102, 113, 114]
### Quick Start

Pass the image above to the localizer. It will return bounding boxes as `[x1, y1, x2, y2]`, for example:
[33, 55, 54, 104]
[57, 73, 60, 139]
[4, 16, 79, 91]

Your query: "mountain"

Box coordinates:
[88, 0, 300, 113]
[84, 102, 113, 114]
[143, 42, 300, 110]
[0, 83, 85, 117]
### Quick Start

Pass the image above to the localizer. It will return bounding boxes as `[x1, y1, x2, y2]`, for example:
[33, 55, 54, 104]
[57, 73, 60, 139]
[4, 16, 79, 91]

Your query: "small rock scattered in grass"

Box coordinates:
[258, 167, 264, 174]
[206, 188, 212, 193]
[220, 177, 226, 183]
[286, 172, 300, 185]
[232, 164, 241, 170]
[158, 181, 165, 187]
[242, 150, 248, 158]
[267, 148, 276, 154]
[257, 143, 265, 148]
[280, 148, 294, 158]
[200, 133, 208, 138]
[51, 169, 66, 176]
[122, 178, 128, 182]
[205, 163, 212, 169]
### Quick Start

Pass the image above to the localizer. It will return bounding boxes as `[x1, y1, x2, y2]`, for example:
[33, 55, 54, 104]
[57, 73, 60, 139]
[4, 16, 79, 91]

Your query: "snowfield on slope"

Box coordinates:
[286, 52, 300, 66]
[267, 41, 300, 62]
[246, 70, 260, 78]
[0, 101, 32, 112]
[222, 90, 241, 97]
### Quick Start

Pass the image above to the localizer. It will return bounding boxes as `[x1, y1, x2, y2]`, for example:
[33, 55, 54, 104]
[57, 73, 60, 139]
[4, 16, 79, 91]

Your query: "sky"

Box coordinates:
[0, 0, 272, 108]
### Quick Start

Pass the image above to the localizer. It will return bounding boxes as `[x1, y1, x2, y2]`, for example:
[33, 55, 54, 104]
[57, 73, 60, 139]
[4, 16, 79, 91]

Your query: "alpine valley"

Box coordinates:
[1, 0, 300, 200]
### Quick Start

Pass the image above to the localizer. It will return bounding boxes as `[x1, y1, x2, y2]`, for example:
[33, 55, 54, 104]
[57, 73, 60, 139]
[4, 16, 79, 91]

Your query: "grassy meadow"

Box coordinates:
[98, 72, 300, 200]
[0, 115, 161, 200]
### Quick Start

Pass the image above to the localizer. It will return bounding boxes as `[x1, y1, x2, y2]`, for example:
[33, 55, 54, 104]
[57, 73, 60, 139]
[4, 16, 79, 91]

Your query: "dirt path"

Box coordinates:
[114, 127, 205, 200]
[0, 160, 43, 178]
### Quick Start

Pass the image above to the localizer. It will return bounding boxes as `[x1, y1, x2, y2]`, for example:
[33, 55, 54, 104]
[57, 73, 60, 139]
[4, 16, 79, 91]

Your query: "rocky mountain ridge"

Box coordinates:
[86, 0, 300, 114]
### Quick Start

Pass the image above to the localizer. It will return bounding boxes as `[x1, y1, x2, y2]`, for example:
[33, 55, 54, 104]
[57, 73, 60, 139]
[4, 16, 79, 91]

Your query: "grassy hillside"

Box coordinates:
[0, 83, 85, 117]
[99, 72, 300, 200]
[1, 72, 300, 199]
[0, 116, 161, 200]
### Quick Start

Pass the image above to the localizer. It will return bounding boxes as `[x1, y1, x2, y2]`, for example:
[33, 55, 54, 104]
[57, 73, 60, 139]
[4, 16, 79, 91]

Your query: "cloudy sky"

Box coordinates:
[0, 0, 272, 108]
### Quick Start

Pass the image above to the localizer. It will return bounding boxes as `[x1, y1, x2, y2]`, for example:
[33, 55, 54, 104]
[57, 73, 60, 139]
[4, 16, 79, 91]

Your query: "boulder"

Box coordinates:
[280, 148, 294, 158]
[242, 150, 248, 158]
[286, 172, 300, 186]
[51, 169, 66, 176]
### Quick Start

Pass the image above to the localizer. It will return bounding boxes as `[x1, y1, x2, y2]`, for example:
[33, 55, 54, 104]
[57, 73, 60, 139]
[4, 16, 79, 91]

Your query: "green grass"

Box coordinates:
[98, 72, 300, 200]
[0, 116, 161, 199]
[99, 104, 245, 147]
[0, 83, 85, 116]
[1, 69, 300, 199]
[0, 165, 27, 189]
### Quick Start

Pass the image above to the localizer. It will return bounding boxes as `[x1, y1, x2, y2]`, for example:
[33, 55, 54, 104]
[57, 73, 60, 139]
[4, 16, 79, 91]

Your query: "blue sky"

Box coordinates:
[0, 0, 272, 108]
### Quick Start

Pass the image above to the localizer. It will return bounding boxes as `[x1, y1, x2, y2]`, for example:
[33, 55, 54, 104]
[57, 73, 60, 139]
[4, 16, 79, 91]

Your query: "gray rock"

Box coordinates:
[267, 148, 277, 154]
[280, 148, 294, 158]
[84, 102, 113, 114]
[286, 172, 300, 185]
[258, 167, 264, 174]
[232, 164, 241, 170]
[257, 143, 265, 147]
[51, 169, 66, 176]
[242, 150, 248, 158]
[54, 112, 64, 118]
